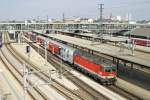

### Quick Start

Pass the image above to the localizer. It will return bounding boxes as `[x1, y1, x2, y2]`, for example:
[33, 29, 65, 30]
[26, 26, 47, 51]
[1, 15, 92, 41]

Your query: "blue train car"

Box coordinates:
[0, 32, 2, 48]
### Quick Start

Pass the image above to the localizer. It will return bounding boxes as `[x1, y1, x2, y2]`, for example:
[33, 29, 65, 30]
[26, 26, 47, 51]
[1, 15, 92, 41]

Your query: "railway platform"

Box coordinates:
[79, 33, 150, 53]
[44, 34, 150, 68]
[58, 32, 150, 53]
[135, 45, 150, 53]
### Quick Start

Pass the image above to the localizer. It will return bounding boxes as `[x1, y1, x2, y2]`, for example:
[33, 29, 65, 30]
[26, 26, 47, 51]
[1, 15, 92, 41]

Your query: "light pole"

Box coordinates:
[147, 36, 149, 47]
[36, 41, 40, 59]
[0, 69, 12, 100]
[131, 39, 135, 56]
[38, 43, 39, 55]
[92, 32, 95, 44]
[18, 31, 21, 43]
[58, 47, 62, 79]
[24, 45, 31, 100]
[59, 59, 63, 79]
[23, 63, 28, 100]
[44, 39, 47, 66]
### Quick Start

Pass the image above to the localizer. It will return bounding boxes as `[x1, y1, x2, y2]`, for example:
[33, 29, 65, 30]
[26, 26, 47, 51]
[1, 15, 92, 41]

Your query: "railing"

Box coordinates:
[0, 22, 149, 31]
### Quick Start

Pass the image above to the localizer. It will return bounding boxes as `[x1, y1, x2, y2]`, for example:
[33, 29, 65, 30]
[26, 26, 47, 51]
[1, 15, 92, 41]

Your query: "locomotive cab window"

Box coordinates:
[105, 69, 111, 72]
[104, 67, 114, 72]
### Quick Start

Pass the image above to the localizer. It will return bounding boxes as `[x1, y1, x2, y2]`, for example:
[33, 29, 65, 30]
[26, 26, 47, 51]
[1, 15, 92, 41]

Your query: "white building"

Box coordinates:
[87, 19, 94, 23]
[129, 21, 136, 24]
[116, 16, 122, 21]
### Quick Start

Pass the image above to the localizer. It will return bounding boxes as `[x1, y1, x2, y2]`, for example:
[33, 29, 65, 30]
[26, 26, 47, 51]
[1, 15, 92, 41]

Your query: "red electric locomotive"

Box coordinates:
[74, 50, 116, 84]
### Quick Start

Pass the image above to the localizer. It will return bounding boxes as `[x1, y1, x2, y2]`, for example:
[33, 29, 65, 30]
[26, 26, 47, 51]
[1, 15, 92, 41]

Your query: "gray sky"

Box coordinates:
[0, 0, 149, 21]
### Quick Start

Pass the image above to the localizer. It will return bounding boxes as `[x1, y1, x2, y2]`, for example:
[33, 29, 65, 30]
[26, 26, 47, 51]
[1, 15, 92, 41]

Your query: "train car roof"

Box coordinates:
[76, 49, 115, 67]
[36, 35, 45, 38]
[48, 39, 77, 51]
[132, 37, 150, 41]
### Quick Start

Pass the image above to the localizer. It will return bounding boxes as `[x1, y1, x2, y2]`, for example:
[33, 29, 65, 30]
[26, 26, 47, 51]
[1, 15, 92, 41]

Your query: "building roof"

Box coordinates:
[132, 28, 150, 37]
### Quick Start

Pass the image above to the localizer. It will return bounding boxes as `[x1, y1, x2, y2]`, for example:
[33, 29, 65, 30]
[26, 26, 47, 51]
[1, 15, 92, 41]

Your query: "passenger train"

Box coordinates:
[131, 38, 150, 46]
[26, 32, 117, 85]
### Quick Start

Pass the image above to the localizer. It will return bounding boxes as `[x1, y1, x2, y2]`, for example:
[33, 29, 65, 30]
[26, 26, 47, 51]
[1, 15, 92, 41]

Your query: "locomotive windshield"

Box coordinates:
[104, 66, 116, 72]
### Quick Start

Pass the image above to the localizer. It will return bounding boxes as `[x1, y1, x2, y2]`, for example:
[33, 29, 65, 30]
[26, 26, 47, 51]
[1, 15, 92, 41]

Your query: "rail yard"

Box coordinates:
[0, 29, 150, 100]
[0, 1, 150, 100]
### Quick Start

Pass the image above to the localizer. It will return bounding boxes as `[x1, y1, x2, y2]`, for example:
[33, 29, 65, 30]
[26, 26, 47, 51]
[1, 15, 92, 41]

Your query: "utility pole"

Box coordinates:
[46, 15, 49, 29]
[58, 47, 62, 79]
[37, 16, 40, 23]
[131, 39, 135, 56]
[147, 36, 150, 47]
[62, 13, 65, 22]
[98, 3, 104, 36]
[44, 39, 47, 66]
[23, 63, 28, 100]
[98, 3, 104, 22]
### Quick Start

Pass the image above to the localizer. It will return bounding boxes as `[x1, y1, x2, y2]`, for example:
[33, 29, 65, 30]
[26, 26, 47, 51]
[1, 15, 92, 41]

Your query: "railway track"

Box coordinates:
[0, 34, 42, 100]
[7, 33, 99, 100]
[0, 52, 42, 100]
[3, 33, 77, 100]
[22, 34, 139, 100]
[107, 85, 140, 100]
[23, 35, 141, 100]
[23, 35, 109, 100]
[32, 45, 107, 100]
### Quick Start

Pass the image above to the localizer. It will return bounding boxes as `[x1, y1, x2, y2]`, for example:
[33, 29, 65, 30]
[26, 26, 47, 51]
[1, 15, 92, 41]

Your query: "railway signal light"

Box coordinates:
[26, 45, 30, 53]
